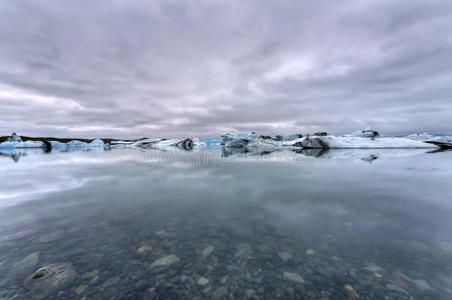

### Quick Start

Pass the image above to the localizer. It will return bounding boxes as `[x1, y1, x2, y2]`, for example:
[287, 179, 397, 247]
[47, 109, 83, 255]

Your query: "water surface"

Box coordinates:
[1, 148, 451, 299]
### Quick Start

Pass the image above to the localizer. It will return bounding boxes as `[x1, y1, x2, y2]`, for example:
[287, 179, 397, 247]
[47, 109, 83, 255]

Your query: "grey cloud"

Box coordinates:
[0, 0, 451, 139]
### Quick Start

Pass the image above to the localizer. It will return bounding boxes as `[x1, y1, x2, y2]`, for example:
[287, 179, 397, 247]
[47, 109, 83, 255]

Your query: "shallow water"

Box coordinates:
[0, 148, 452, 299]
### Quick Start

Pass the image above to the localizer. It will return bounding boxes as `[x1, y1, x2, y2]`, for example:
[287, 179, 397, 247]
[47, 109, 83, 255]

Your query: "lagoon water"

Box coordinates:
[0, 147, 452, 299]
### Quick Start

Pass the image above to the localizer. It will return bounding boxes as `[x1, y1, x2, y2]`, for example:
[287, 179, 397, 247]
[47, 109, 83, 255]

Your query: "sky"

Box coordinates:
[0, 0, 451, 139]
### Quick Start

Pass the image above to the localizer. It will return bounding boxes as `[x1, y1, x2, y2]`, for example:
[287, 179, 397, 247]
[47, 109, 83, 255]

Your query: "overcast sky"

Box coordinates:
[0, 0, 451, 139]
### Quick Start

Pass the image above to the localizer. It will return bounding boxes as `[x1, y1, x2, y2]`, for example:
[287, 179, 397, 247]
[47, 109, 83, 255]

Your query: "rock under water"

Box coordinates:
[24, 263, 76, 298]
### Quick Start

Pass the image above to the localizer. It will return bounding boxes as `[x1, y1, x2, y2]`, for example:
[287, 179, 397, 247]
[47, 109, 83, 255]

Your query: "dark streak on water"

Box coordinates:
[0, 148, 452, 299]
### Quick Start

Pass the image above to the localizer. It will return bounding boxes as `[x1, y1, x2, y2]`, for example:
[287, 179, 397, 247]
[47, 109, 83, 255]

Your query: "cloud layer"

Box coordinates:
[1, 0, 451, 138]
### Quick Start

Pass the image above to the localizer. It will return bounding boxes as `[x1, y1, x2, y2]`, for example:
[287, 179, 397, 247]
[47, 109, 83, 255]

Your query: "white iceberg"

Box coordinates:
[88, 138, 105, 147]
[15, 141, 47, 148]
[405, 133, 452, 143]
[274, 134, 303, 142]
[49, 141, 67, 149]
[66, 140, 87, 148]
[0, 133, 48, 148]
[1, 133, 105, 153]
[0, 140, 47, 149]
[220, 132, 283, 148]
[299, 135, 436, 149]
[220, 130, 441, 150]
[66, 139, 105, 148]
[343, 126, 379, 138]
[5, 133, 22, 142]
[110, 141, 133, 145]
[131, 138, 205, 150]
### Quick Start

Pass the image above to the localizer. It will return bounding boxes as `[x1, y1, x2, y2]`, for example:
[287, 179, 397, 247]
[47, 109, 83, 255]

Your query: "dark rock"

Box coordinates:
[5, 133, 22, 142]
[24, 263, 76, 298]
[259, 135, 275, 140]
[135, 279, 151, 290]
[299, 137, 330, 149]
[173, 139, 194, 150]
[313, 132, 328, 136]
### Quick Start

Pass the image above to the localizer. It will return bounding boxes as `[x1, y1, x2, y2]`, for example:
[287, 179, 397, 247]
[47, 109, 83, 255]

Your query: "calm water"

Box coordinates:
[0, 147, 452, 299]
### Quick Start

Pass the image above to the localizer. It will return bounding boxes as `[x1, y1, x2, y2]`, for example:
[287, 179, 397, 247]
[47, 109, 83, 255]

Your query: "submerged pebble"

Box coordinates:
[201, 244, 215, 257]
[283, 272, 305, 284]
[150, 255, 180, 269]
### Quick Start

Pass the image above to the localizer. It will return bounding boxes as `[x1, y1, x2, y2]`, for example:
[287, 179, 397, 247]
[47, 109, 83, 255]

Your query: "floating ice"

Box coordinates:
[343, 126, 379, 138]
[299, 136, 436, 149]
[274, 134, 303, 142]
[405, 133, 452, 143]
[220, 132, 283, 148]
[65, 139, 105, 148]
[0, 140, 47, 149]
[220, 130, 440, 149]
[88, 139, 105, 147]
[110, 141, 133, 144]
[5, 133, 22, 142]
[130, 138, 205, 150]
[202, 139, 220, 144]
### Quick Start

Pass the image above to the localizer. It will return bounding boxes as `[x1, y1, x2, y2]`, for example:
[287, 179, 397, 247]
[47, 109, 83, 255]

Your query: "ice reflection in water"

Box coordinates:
[0, 148, 452, 299]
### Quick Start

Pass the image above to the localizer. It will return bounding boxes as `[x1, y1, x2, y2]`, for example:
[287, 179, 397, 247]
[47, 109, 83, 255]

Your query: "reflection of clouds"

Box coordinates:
[0, 148, 451, 260]
[1, 148, 451, 212]
[0, 178, 83, 208]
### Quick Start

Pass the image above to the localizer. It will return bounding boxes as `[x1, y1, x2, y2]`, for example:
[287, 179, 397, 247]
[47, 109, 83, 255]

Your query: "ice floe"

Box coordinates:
[343, 126, 380, 138]
[0, 133, 105, 150]
[201, 139, 220, 144]
[0, 140, 47, 149]
[129, 138, 205, 151]
[110, 141, 134, 145]
[220, 129, 442, 149]
[297, 135, 436, 149]
[220, 132, 283, 148]
[5, 132, 22, 142]
[274, 134, 303, 142]
[405, 133, 452, 143]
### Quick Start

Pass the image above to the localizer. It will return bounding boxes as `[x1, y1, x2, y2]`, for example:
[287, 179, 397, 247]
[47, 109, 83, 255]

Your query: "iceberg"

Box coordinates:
[49, 141, 67, 149]
[0, 140, 47, 149]
[14, 141, 47, 148]
[5, 132, 22, 142]
[202, 139, 220, 144]
[0, 133, 104, 149]
[88, 138, 105, 147]
[110, 141, 133, 145]
[220, 132, 283, 148]
[343, 126, 379, 138]
[274, 134, 303, 142]
[220, 129, 441, 150]
[299, 135, 436, 149]
[130, 138, 205, 151]
[66, 139, 105, 148]
[0, 133, 49, 149]
[66, 140, 87, 148]
[405, 133, 452, 143]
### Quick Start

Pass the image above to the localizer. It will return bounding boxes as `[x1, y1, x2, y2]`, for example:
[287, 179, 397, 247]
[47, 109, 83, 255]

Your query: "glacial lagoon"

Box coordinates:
[1, 147, 452, 299]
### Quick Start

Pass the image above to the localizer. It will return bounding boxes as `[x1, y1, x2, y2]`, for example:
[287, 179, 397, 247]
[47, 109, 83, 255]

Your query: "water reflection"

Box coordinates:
[0, 147, 105, 162]
[220, 146, 430, 163]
